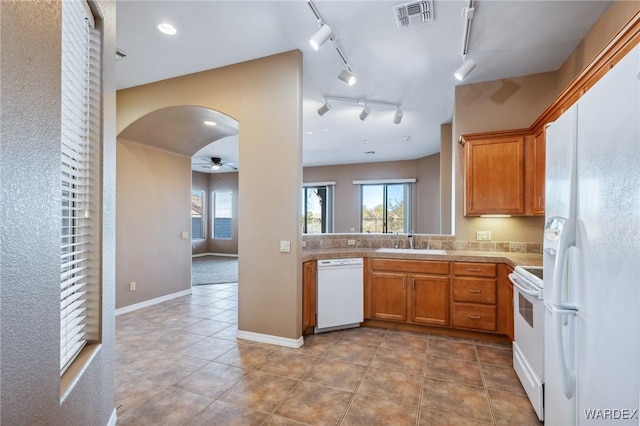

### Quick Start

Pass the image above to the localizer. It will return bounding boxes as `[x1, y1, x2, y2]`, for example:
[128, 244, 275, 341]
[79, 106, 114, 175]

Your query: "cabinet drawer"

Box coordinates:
[453, 262, 496, 278]
[453, 278, 496, 304]
[370, 259, 450, 275]
[453, 303, 496, 331]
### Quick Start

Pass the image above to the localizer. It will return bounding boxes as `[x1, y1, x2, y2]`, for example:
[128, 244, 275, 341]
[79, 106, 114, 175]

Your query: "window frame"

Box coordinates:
[191, 190, 205, 240]
[356, 179, 414, 234]
[212, 190, 233, 240]
[301, 182, 335, 234]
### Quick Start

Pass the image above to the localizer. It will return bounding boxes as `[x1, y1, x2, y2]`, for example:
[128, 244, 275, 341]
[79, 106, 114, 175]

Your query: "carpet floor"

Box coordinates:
[192, 255, 238, 285]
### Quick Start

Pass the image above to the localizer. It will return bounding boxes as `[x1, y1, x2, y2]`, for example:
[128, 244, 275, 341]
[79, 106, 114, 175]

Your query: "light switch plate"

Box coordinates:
[280, 240, 291, 253]
[181, 231, 189, 240]
[347, 239, 356, 246]
[476, 231, 491, 241]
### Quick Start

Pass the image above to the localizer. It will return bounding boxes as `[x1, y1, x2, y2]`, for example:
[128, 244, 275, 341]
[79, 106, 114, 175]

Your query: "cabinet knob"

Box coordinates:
[466, 288, 482, 294]
[467, 314, 482, 320]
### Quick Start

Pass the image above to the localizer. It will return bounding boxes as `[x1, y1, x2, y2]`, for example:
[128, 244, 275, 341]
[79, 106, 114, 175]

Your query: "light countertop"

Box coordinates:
[302, 248, 542, 268]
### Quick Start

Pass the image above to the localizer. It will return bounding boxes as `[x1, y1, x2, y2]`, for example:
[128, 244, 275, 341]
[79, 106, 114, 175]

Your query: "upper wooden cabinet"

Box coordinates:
[525, 127, 545, 216]
[462, 134, 525, 216]
[461, 129, 546, 216]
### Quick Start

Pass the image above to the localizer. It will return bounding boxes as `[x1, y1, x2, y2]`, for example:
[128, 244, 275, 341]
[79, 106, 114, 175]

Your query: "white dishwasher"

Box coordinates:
[315, 258, 364, 333]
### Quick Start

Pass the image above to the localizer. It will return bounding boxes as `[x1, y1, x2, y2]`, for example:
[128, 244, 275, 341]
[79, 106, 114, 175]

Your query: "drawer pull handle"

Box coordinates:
[466, 288, 482, 294]
[467, 268, 482, 272]
[467, 314, 482, 320]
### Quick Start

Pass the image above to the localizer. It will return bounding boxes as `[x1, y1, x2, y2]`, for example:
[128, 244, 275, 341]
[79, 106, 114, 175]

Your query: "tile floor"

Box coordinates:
[115, 283, 542, 425]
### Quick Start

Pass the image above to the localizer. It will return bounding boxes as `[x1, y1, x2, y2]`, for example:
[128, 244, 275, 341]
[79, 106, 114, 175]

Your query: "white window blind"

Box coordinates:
[60, 0, 101, 375]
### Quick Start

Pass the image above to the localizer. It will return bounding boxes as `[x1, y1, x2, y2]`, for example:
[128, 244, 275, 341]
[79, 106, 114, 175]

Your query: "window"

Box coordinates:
[191, 190, 204, 239]
[213, 191, 232, 239]
[301, 183, 334, 234]
[60, 0, 101, 375]
[360, 182, 412, 233]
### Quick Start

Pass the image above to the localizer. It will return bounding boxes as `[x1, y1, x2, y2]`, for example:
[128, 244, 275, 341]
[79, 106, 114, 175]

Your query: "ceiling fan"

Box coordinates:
[194, 157, 238, 171]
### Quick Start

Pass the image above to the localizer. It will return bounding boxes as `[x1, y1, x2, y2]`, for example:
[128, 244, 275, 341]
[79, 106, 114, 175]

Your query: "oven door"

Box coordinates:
[510, 273, 544, 421]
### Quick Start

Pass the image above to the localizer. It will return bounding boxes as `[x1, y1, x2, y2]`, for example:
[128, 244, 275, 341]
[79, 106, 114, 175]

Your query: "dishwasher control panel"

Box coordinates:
[318, 258, 364, 267]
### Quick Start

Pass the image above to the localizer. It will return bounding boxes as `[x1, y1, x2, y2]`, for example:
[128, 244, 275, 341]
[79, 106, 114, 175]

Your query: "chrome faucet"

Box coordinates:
[407, 231, 414, 249]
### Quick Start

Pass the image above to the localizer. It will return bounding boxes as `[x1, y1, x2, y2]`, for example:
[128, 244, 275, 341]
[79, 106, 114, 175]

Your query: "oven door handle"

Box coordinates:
[509, 274, 541, 298]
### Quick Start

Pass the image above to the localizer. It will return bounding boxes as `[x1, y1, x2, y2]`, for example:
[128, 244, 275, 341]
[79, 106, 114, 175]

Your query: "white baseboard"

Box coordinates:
[115, 289, 192, 316]
[107, 408, 117, 426]
[192, 252, 238, 258]
[237, 330, 304, 348]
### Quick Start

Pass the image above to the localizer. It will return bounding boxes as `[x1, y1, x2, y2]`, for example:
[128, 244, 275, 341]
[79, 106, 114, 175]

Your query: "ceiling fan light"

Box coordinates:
[211, 164, 221, 170]
[338, 69, 357, 86]
[454, 59, 476, 81]
[359, 105, 371, 121]
[309, 24, 332, 51]
[317, 101, 331, 116]
[393, 108, 403, 124]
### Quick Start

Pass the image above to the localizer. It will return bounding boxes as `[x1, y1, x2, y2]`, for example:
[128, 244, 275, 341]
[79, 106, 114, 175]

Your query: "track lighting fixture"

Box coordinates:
[317, 96, 403, 124]
[307, 0, 357, 87]
[309, 24, 332, 51]
[359, 105, 371, 121]
[454, 59, 476, 81]
[317, 100, 331, 116]
[393, 108, 404, 124]
[338, 69, 357, 86]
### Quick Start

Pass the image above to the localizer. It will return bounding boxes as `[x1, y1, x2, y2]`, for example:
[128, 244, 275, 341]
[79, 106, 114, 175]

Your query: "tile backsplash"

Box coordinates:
[302, 234, 542, 254]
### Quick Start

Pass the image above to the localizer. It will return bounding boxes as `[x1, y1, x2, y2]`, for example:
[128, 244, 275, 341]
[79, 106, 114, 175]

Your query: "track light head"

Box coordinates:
[393, 108, 404, 124]
[317, 100, 331, 116]
[338, 69, 357, 86]
[309, 24, 332, 51]
[359, 105, 371, 121]
[454, 59, 476, 81]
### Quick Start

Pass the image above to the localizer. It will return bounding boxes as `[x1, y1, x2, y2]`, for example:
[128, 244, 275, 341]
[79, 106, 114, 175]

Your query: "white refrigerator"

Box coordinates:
[543, 44, 639, 425]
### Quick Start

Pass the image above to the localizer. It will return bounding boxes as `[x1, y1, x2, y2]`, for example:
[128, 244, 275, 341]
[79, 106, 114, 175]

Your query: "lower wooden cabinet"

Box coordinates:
[370, 272, 407, 321]
[409, 275, 450, 326]
[369, 259, 450, 327]
[451, 262, 498, 332]
[302, 260, 316, 333]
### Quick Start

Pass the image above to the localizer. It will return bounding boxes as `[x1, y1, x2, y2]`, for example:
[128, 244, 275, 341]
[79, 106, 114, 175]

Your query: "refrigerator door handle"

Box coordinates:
[545, 300, 577, 399]
[551, 217, 576, 306]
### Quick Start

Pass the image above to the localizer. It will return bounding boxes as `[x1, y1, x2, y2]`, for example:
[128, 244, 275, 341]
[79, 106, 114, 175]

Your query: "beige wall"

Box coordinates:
[453, 72, 557, 242]
[303, 156, 441, 234]
[557, 2, 640, 91]
[116, 141, 192, 308]
[440, 123, 453, 234]
[416, 154, 441, 234]
[117, 51, 303, 340]
[0, 1, 116, 423]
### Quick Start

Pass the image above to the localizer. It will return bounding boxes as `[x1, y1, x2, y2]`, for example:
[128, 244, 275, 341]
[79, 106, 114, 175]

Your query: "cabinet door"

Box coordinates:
[370, 272, 407, 322]
[409, 274, 450, 326]
[465, 136, 525, 215]
[531, 128, 545, 215]
[302, 261, 317, 331]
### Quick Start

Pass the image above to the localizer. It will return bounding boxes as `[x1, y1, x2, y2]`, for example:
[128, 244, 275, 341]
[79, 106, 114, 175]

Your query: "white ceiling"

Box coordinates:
[116, 0, 611, 173]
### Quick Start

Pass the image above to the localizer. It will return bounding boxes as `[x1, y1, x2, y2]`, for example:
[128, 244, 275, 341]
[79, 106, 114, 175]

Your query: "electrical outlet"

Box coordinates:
[347, 239, 356, 246]
[476, 231, 492, 241]
[302, 241, 307, 247]
[129, 282, 136, 292]
[279, 240, 291, 253]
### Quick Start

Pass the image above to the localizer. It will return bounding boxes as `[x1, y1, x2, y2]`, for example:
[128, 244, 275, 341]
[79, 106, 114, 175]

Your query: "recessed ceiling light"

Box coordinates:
[322, 129, 329, 133]
[306, 131, 314, 135]
[363, 139, 371, 144]
[203, 120, 217, 126]
[404, 136, 411, 142]
[157, 23, 177, 35]
[364, 151, 376, 155]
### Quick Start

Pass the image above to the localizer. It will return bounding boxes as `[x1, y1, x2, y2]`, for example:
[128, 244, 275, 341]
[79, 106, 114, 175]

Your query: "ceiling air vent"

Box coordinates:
[394, 0, 434, 30]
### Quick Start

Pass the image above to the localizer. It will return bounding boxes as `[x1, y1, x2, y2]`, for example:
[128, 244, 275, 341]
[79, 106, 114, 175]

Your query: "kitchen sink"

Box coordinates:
[376, 248, 447, 255]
